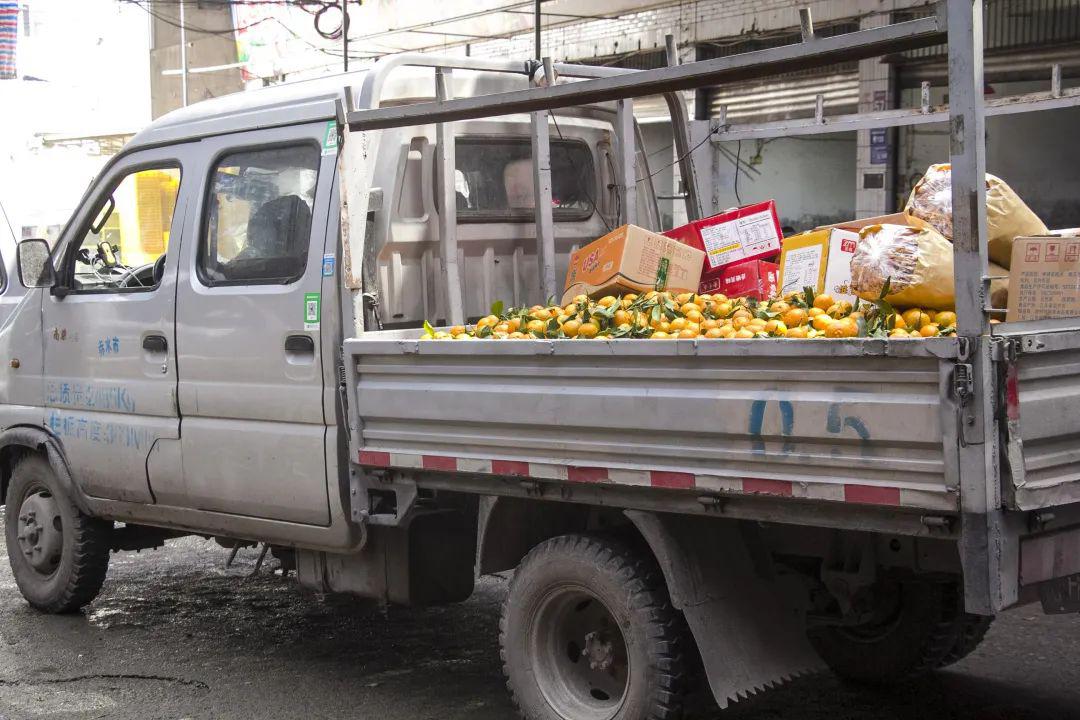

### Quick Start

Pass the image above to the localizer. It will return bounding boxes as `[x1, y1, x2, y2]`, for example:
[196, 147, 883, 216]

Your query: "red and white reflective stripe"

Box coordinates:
[357, 451, 954, 511]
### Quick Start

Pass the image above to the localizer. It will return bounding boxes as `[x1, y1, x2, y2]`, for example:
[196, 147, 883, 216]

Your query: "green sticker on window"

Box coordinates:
[322, 120, 338, 155]
[654, 257, 670, 291]
[304, 292, 321, 330]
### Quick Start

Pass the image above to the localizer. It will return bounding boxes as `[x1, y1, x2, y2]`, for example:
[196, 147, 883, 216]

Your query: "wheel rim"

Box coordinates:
[16, 487, 64, 575]
[529, 584, 629, 720]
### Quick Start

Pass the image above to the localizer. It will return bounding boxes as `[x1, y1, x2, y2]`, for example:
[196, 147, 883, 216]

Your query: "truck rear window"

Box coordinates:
[452, 137, 595, 222]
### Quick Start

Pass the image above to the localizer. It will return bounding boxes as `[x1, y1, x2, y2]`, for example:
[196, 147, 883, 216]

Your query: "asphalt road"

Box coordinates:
[1, 527, 1079, 720]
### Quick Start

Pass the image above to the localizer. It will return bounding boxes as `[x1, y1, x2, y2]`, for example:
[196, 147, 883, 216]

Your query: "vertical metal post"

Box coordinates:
[664, 33, 703, 222]
[178, 0, 189, 107]
[617, 98, 638, 226]
[342, 1, 349, 72]
[948, 0, 1013, 615]
[531, 57, 557, 302]
[534, 0, 542, 59]
[799, 8, 815, 42]
[436, 68, 465, 324]
[920, 80, 931, 114]
[1051, 63, 1062, 98]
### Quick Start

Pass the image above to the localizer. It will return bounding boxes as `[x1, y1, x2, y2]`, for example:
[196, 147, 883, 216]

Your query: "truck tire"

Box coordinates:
[808, 580, 963, 685]
[500, 534, 690, 720]
[4, 454, 111, 613]
[938, 614, 993, 667]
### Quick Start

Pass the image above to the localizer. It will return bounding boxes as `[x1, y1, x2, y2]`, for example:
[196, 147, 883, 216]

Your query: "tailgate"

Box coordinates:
[345, 336, 961, 513]
[999, 326, 1080, 510]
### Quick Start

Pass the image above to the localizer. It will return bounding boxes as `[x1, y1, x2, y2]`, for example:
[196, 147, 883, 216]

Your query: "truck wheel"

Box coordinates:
[4, 454, 111, 613]
[500, 534, 689, 720]
[938, 614, 993, 667]
[808, 580, 962, 685]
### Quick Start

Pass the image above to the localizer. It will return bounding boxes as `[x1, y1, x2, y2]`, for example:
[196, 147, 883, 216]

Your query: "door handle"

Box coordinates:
[143, 334, 168, 353]
[284, 335, 315, 354]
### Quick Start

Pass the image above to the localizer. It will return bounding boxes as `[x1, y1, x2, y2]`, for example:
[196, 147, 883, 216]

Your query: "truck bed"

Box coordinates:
[346, 333, 964, 516]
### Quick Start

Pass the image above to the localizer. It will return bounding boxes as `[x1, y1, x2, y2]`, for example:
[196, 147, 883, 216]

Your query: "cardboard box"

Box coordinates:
[816, 212, 928, 232]
[563, 224, 705, 304]
[710, 259, 779, 300]
[778, 228, 859, 303]
[1006, 232, 1080, 322]
[663, 201, 783, 292]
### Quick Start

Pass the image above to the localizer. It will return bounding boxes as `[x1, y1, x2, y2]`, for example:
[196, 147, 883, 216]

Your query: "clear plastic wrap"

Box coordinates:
[905, 163, 1048, 268]
[850, 224, 956, 309]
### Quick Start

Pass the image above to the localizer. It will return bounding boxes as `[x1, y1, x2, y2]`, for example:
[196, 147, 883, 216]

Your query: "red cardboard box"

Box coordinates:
[663, 201, 783, 292]
[709, 259, 779, 300]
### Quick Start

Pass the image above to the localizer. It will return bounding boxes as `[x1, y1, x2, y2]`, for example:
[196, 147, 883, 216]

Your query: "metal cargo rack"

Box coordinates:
[337, 0, 1080, 615]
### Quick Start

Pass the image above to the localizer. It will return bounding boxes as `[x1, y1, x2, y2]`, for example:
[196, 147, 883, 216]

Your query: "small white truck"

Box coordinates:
[3, 3, 1080, 717]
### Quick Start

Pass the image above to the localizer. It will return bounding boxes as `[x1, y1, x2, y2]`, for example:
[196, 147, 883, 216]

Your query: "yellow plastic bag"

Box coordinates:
[905, 163, 1048, 268]
[850, 224, 956, 310]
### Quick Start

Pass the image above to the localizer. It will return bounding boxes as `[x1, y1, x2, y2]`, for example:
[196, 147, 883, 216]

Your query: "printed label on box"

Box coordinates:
[698, 208, 779, 269]
[779, 244, 823, 294]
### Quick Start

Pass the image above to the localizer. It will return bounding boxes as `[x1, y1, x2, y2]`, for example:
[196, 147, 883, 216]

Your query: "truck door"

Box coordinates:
[42, 149, 188, 503]
[174, 124, 334, 525]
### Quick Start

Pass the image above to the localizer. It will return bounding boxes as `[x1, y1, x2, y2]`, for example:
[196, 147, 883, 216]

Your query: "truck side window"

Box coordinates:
[199, 144, 319, 286]
[70, 166, 181, 292]
[449, 137, 595, 223]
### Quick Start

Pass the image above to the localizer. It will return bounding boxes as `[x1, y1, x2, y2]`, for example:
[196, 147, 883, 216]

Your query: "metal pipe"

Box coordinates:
[354, 53, 636, 112]
[436, 68, 465, 324]
[342, 0, 349, 72]
[531, 57, 557, 302]
[799, 8, 815, 42]
[664, 34, 703, 222]
[534, 0, 541, 60]
[179, 0, 188, 107]
[346, 13, 947, 130]
[617, 98, 637, 226]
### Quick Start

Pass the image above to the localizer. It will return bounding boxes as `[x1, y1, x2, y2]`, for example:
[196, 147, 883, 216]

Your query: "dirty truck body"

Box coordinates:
[3, 2, 1080, 715]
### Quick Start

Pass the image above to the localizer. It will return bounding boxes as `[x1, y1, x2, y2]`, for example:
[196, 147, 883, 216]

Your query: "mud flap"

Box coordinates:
[626, 511, 824, 708]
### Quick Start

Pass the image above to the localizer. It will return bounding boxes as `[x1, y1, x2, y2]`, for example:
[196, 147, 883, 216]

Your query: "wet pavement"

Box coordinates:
[0, 525, 1078, 720]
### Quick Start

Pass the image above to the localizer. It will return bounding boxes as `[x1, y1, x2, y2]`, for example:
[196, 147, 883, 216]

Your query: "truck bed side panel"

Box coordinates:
[347, 338, 959, 512]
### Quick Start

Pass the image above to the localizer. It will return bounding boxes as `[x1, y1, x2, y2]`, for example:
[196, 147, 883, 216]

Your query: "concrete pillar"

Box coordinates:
[854, 11, 896, 218]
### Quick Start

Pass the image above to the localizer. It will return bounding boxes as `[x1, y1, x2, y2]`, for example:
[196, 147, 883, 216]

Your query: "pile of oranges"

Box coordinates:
[421, 289, 958, 340]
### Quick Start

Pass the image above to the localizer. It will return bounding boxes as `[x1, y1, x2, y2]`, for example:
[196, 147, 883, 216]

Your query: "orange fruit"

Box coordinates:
[614, 309, 632, 326]
[812, 314, 834, 331]
[562, 320, 581, 337]
[712, 293, 729, 303]
[670, 317, 688, 331]
[494, 322, 510, 334]
[676, 292, 694, 305]
[450, 325, 467, 336]
[677, 329, 697, 339]
[891, 313, 907, 330]
[719, 325, 737, 338]
[532, 308, 552, 321]
[902, 308, 932, 329]
[526, 319, 546, 334]
[813, 294, 834, 311]
[704, 327, 724, 339]
[577, 322, 599, 338]
[734, 328, 756, 339]
[888, 328, 910, 339]
[770, 301, 791, 314]
[649, 331, 670, 339]
[685, 309, 704, 324]
[783, 308, 808, 327]
[680, 303, 702, 315]
[807, 307, 825, 318]
[919, 324, 941, 337]
[596, 296, 618, 308]
[934, 311, 957, 328]
[785, 325, 810, 339]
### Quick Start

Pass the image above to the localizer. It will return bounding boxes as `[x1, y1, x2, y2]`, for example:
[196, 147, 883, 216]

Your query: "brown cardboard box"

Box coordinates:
[816, 212, 928, 232]
[1006, 231, 1080, 322]
[563, 224, 705, 304]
